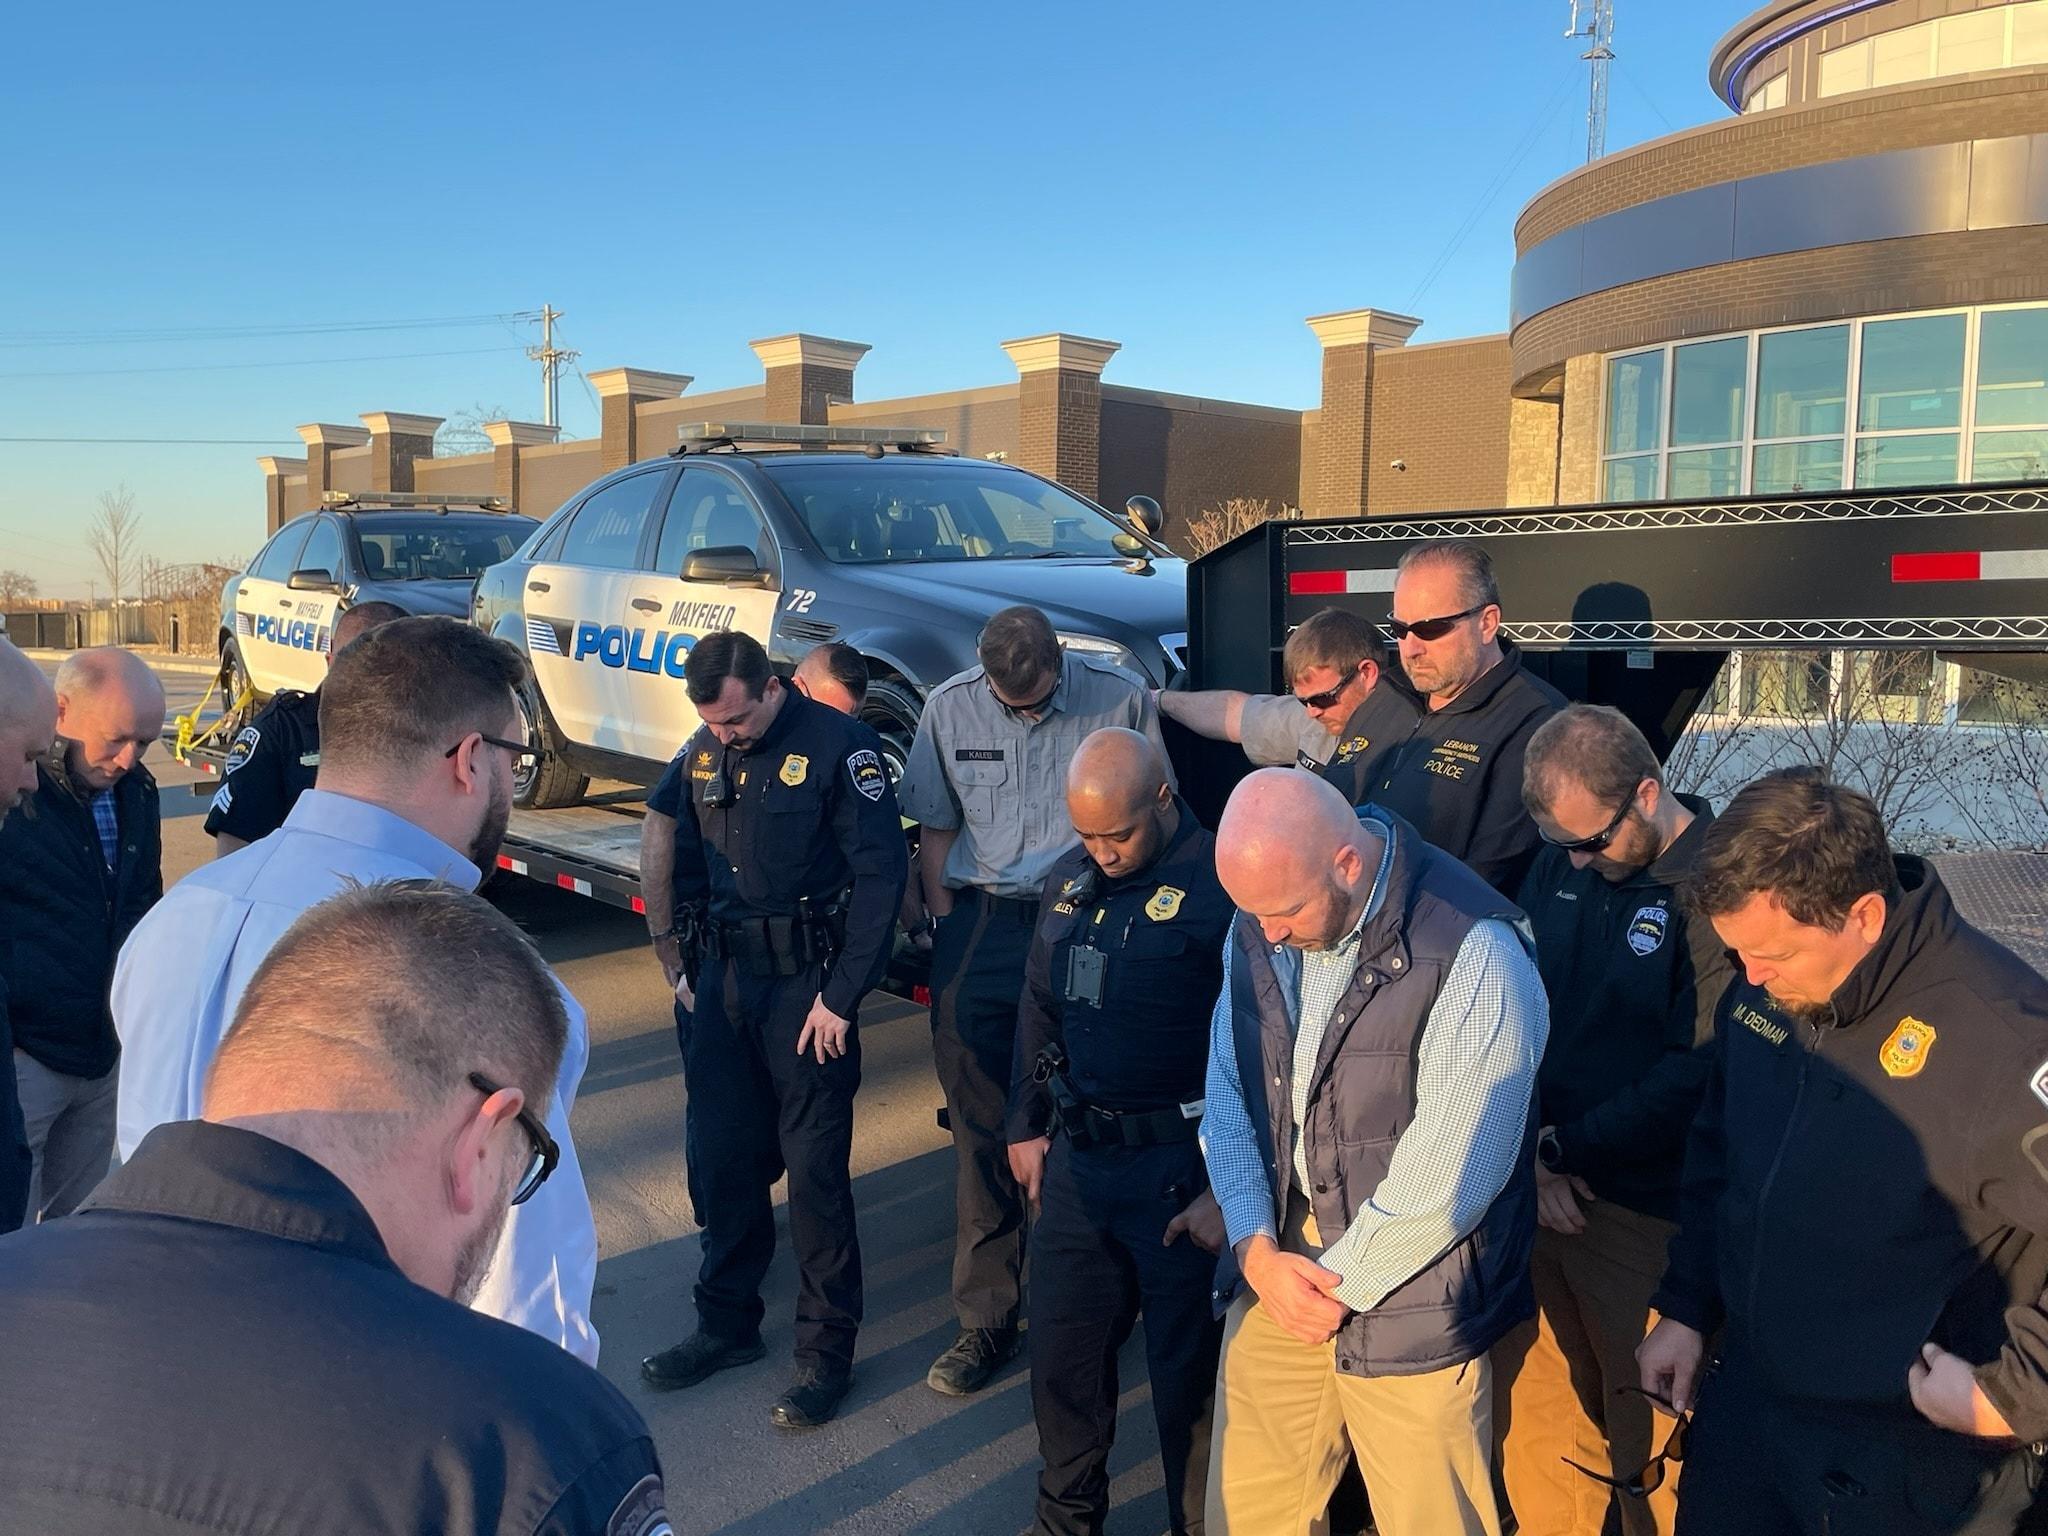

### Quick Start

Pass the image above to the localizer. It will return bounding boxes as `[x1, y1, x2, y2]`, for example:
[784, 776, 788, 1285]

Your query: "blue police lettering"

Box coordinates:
[252, 614, 330, 653]
[573, 621, 697, 676]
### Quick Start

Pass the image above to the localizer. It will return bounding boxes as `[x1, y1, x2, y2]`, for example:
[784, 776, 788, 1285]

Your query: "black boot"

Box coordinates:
[925, 1326, 1020, 1396]
[640, 1330, 766, 1391]
[770, 1363, 853, 1430]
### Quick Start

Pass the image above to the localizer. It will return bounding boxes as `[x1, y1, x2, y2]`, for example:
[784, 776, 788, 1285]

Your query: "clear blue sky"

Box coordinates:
[0, 1, 1732, 598]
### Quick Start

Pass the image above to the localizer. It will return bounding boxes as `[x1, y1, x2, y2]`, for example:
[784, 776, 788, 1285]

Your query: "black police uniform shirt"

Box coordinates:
[1323, 639, 1565, 898]
[0, 1120, 668, 1536]
[1005, 799, 1236, 1142]
[1652, 857, 2048, 1439]
[648, 687, 909, 1018]
[202, 687, 321, 844]
[1517, 797, 1729, 1222]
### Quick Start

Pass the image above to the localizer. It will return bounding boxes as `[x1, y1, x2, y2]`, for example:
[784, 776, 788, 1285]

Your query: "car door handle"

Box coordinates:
[277, 599, 293, 609]
[527, 580, 551, 593]
[630, 598, 662, 613]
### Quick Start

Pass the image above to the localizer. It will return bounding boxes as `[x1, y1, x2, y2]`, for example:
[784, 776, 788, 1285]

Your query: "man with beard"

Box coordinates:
[0, 882, 669, 1536]
[1639, 768, 2048, 1535]
[1326, 541, 1564, 899]
[1494, 706, 1728, 1536]
[111, 617, 601, 1362]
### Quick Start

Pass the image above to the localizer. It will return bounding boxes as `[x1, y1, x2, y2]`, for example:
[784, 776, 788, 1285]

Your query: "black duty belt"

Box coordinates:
[706, 900, 847, 979]
[1033, 1042, 1203, 1150]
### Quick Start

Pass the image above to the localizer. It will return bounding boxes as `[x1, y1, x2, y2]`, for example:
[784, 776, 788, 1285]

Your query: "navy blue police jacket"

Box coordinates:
[0, 1120, 668, 1535]
[1005, 798, 1235, 1142]
[1653, 858, 2048, 1439]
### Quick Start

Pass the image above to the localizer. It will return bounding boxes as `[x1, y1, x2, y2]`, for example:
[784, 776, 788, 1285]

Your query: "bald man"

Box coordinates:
[793, 643, 868, 717]
[0, 647, 165, 1220]
[1007, 728, 1234, 1536]
[1198, 769, 1547, 1536]
[0, 640, 58, 1231]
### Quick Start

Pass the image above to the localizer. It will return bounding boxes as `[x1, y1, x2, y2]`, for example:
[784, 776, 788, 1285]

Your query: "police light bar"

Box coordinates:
[320, 491, 514, 513]
[675, 422, 949, 448]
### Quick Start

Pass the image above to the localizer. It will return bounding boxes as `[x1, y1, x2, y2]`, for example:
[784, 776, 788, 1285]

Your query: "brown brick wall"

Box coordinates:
[513, 442, 604, 520]
[1313, 343, 1371, 517]
[830, 386, 1020, 461]
[764, 363, 856, 425]
[330, 446, 371, 497]
[1724, 0, 2025, 110]
[411, 454, 494, 500]
[1098, 389, 1303, 548]
[639, 389, 770, 460]
[1015, 370, 1104, 499]
[1364, 338, 1514, 516]
[370, 432, 435, 495]
[1516, 71, 2048, 250]
[1512, 224, 2048, 386]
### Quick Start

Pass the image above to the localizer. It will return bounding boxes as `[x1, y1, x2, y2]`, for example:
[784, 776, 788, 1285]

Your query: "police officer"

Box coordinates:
[204, 600, 406, 855]
[1326, 540, 1564, 898]
[640, 630, 908, 1432]
[1639, 768, 2048, 1535]
[0, 881, 668, 1536]
[1495, 706, 1728, 1536]
[898, 604, 1172, 1396]
[1156, 607, 1417, 772]
[1006, 728, 1232, 1536]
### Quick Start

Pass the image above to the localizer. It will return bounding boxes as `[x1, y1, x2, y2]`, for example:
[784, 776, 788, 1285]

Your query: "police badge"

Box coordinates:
[780, 754, 808, 787]
[1145, 886, 1185, 921]
[1880, 1016, 1936, 1079]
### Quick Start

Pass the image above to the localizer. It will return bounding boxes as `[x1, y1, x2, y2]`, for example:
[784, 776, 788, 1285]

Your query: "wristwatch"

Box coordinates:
[906, 916, 936, 940]
[1537, 1127, 1566, 1173]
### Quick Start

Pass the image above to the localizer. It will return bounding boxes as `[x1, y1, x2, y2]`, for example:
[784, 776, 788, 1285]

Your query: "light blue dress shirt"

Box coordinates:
[1199, 820, 1548, 1313]
[110, 789, 600, 1364]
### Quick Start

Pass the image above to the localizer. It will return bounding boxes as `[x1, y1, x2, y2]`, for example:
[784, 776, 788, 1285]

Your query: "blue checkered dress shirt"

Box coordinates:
[89, 788, 119, 871]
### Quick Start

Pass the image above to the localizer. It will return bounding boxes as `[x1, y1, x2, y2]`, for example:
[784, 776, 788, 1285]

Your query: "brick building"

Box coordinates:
[258, 0, 2048, 552]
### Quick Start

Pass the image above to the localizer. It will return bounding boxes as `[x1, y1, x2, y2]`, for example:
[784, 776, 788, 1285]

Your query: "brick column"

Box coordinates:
[295, 423, 370, 502]
[482, 420, 562, 507]
[359, 411, 444, 494]
[257, 455, 307, 536]
[750, 335, 871, 424]
[589, 367, 693, 472]
[1001, 333, 1120, 500]
[1304, 308, 1421, 518]
[1557, 354, 1604, 506]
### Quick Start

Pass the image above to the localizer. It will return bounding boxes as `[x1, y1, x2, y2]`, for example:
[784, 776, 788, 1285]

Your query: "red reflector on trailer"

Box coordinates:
[630, 895, 646, 913]
[1892, 551, 1980, 583]
[1288, 570, 1347, 595]
[913, 985, 932, 1006]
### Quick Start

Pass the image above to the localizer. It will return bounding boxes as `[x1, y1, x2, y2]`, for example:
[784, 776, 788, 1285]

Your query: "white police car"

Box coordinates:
[220, 493, 537, 704]
[472, 422, 1189, 808]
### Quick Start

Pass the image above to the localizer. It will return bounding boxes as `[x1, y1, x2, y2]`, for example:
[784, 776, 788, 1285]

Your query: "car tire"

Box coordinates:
[219, 639, 258, 736]
[860, 675, 921, 785]
[515, 674, 589, 810]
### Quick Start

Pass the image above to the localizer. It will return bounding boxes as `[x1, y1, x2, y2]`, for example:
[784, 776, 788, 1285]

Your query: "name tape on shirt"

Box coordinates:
[847, 748, 887, 802]
[955, 748, 1004, 762]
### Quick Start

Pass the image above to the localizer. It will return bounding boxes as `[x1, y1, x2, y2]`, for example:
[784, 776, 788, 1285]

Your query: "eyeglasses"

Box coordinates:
[1294, 664, 1365, 712]
[1384, 604, 1486, 643]
[1564, 1389, 1689, 1498]
[468, 1071, 559, 1206]
[445, 732, 536, 772]
[1539, 785, 1643, 854]
[986, 673, 1059, 721]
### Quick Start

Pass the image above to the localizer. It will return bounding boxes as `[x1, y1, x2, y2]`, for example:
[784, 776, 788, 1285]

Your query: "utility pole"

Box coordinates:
[1567, 0, 1616, 163]
[526, 305, 580, 429]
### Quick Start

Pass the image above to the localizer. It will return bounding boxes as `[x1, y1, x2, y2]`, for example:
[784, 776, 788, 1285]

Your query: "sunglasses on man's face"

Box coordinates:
[1294, 664, 1365, 712]
[1539, 786, 1642, 854]
[1564, 1387, 1689, 1498]
[468, 1072, 559, 1206]
[1384, 604, 1486, 644]
[445, 731, 537, 773]
[986, 673, 1058, 720]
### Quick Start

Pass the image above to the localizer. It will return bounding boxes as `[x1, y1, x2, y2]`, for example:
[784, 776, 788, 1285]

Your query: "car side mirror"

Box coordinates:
[683, 546, 767, 585]
[1111, 532, 1149, 557]
[287, 568, 339, 592]
[1125, 495, 1164, 539]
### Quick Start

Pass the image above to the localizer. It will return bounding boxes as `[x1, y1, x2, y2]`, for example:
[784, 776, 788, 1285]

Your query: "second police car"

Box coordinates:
[471, 422, 1191, 808]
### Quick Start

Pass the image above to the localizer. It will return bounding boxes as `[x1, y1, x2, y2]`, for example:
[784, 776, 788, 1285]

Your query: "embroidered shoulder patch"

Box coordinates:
[847, 748, 886, 802]
[223, 725, 261, 775]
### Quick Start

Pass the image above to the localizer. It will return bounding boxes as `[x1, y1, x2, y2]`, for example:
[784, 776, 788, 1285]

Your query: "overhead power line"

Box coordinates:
[0, 436, 303, 445]
[0, 309, 545, 349]
[0, 344, 525, 381]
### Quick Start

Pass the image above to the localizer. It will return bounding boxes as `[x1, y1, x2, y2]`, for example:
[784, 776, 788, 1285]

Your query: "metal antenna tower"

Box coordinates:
[526, 305, 580, 429]
[1567, 0, 1616, 163]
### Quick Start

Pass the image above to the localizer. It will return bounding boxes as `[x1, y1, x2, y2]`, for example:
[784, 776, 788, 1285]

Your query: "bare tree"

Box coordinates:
[1184, 497, 1303, 559]
[0, 569, 36, 604]
[86, 485, 143, 602]
[435, 402, 515, 458]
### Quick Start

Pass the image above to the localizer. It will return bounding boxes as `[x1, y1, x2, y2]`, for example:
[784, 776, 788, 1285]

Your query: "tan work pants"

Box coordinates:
[1205, 1202, 1502, 1536]
[1493, 1198, 1681, 1536]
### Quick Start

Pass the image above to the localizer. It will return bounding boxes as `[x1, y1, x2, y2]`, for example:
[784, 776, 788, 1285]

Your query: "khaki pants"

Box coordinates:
[1205, 1290, 1502, 1536]
[1493, 1199, 1680, 1536]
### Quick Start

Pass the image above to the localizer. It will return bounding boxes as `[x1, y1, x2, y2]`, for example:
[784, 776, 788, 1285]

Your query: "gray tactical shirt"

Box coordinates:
[1237, 692, 1337, 770]
[898, 652, 1172, 900]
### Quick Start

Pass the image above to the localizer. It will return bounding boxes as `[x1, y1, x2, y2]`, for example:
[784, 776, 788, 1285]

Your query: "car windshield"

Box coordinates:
[759, 460, 1140, 564]
[349, 514, 537, 582]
